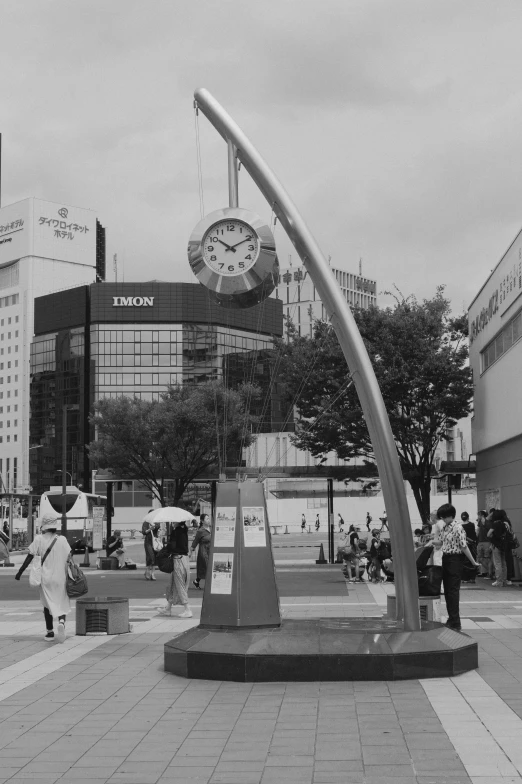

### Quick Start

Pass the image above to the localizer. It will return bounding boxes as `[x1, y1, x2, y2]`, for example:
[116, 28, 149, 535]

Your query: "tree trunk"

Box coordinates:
[407, 476, 432, 524]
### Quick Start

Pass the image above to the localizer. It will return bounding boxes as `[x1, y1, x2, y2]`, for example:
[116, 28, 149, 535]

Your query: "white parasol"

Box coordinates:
[144, 507, 198, 525]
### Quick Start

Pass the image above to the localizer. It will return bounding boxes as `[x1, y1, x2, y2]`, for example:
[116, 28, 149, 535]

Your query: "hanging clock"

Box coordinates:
[187, 207, 279, 309]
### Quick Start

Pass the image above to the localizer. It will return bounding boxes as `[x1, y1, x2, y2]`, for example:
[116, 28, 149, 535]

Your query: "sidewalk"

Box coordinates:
[1, 579, 522, 783]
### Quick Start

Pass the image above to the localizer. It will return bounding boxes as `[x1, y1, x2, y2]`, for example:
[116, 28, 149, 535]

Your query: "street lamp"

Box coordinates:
[57, 470, 72, 483]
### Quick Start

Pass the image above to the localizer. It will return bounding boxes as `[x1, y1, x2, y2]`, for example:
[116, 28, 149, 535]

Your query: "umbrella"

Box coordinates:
[144, 507, 197, 525]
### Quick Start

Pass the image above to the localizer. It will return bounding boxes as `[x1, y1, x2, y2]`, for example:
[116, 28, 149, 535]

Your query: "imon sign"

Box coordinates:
[112, 297, 154, 307]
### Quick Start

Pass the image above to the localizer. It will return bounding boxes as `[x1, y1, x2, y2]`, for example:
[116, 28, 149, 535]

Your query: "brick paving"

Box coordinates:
[1, 574, 522, 782]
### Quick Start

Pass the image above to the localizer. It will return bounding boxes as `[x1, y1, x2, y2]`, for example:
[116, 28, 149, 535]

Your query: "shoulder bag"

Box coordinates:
[66, 555, 89, 598]
[29, 536, 58, 588]
[155, 546, 174, 573]
[151, 535, 163, 553]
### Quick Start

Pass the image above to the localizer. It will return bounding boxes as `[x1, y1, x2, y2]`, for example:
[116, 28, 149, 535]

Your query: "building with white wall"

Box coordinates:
[468, 226, 522, 534]
[0, 197, 104, 494]
[273, 261, 377, 338]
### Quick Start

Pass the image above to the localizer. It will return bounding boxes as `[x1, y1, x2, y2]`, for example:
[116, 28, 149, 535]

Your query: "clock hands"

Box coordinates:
[216, 239, 236, 252]
[229, 238, 251, 250]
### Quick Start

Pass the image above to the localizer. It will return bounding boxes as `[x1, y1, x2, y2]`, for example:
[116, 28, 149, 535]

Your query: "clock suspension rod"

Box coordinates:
[228, 139, 239, 208]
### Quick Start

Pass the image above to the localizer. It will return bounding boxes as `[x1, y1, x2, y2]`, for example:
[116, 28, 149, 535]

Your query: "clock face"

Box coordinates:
[203, 219, 259, 276]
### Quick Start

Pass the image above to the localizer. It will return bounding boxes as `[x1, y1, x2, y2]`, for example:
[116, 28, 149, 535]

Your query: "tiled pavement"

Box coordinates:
[1, 578, 522, 783]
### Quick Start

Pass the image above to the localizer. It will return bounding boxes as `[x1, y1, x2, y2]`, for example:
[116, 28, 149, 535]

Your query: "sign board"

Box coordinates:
[0, 197, 96, 267]
[92, 506, 104, 550]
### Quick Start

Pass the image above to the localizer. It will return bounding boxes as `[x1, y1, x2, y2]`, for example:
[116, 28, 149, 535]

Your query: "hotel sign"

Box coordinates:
[112, 297, 155, 307]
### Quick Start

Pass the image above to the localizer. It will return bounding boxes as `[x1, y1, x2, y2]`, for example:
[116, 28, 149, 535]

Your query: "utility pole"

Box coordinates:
[113, 253, 117, 282]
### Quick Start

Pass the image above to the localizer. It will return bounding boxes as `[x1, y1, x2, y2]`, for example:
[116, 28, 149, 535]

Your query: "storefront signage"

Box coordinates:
[470, 290, 499, 343]
[112, 297, 155, 307]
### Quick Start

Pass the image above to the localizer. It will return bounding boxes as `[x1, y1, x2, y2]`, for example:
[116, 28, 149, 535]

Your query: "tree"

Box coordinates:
[277, 287, 473, 522]
[89, 382, 258, 507]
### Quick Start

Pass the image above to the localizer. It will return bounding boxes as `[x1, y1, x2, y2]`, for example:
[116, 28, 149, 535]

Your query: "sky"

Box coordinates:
[3, 0, 522, 313]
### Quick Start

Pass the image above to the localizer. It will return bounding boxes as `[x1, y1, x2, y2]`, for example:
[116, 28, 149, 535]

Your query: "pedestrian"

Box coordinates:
[143, 522, 157, 580]
[460, 512, 478, 584]
[338, 513, 344, 531]
[476, 510, 493, 578]
[380, 511, 389, 531]
[158, 520, 192, 617]
[369, 529, 384, 582]
[14, 513, 71, 642]
[488, 510, 513, 587]
[436, 503, 479, 630]
[0, 527, 9, 563]
[315, 514, 320, 531]
[191, 513, 211, 589]
[107, 529, 126, 568]
[343, 525, 363, 582]
[2, 520, 8, 538]
[499, 510, 516, 582]
[366, 512, 372, 532]
[301, 514, 306, 533]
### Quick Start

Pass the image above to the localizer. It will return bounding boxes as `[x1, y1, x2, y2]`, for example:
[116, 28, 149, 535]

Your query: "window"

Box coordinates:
[7, 362, 9, 369]
[482, 309, 522, 372]
[13, 435, 17, 442]
[15, 331, 18, 338]
[8, 318, 11, 324]
[14, 361, 17, 367]
[8, 333, 11, 339]
[15, 316, 18, 323]
[14, 420, 17, 426]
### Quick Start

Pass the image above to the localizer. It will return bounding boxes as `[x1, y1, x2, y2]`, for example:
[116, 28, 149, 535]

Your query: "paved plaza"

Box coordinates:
[1, 562, 522, 784]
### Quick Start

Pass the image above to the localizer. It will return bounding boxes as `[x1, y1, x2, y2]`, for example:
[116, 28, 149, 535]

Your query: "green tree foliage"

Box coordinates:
[277, 287, 473, 522]
[89, 383, 258, 506]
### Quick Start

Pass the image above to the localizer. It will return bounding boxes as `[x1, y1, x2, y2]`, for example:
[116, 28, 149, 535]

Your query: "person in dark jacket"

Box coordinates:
[460, 512, 478, 584]
[158, 521, 192, 617]
[488, 510, 513, 587]
[191, 514, 211, 589]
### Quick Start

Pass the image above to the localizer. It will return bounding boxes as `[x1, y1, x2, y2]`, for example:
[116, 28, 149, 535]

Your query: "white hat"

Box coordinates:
[39, 513, 60, 532]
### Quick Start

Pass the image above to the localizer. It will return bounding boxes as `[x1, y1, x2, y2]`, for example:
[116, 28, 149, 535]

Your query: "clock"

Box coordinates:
[188, 207, 279, 309]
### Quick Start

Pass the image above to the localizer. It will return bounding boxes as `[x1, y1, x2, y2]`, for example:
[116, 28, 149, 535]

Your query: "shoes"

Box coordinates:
[144, 573, 150, 580]
[491, 581, 504, 587]
[192, 580, 201, 589]
[505, 580, 513, 586]
[56, 622, 66, 644]
[179, 609, 193, 618]
[44, 631, 54, 641]
[150, 575, 156, 581]
[444, 620, 462, 631]
[157, 607, 172, 616]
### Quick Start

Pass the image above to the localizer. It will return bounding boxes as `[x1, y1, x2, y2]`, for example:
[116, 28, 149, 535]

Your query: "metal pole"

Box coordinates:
[327, 477, 334, 564]
[105, 481, 113, 557]
[28, 494, 33, 543]
[447, 475, 452, 505]
[61, 405, 67, 536]
[194, 88, 420, 630]
[228, 139, 239, 208]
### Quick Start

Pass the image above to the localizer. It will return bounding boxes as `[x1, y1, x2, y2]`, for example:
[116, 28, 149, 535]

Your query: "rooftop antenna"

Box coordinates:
[288, 254, 292, 267]
[359, 257, 362, 276]
[113, 253, 118, 282]
[328, 255, 332, 266]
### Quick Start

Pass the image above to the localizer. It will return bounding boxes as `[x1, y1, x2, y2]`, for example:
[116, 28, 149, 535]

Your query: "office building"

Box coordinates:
[273, 261, 377, 338]
[468, 226, 522, 535]
[0, 197, 104, 493]
[29, 281, 284, 495]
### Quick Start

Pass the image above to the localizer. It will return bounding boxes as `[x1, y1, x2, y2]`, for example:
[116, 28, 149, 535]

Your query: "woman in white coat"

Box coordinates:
[15, 513, 71, 642]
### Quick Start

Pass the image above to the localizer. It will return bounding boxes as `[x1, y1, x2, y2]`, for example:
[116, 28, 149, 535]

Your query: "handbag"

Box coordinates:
[418, 565, 443, 597]
[66, 555, 89, 598]
[29, 536, 58, 588]
[155, 546, 174, 573]
[151, 535, 162, 553]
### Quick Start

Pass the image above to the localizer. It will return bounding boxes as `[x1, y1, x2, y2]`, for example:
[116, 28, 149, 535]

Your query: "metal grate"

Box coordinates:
[85, 609, 108, 633]
[419, 604, 428, 622]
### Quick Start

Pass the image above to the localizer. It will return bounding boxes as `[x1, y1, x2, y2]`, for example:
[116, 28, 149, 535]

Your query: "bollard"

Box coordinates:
[316, 543, 327, 564]
[81, 545, 91, 568]
[284, 525, 289, 534]
[308, 526, 312, 534]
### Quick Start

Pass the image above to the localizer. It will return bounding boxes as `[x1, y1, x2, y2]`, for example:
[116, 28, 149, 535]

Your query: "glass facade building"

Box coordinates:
[29, 282, 284, 495]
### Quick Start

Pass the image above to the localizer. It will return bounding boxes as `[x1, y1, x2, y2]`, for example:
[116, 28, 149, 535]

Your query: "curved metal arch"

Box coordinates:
[194, 88, 420, 631]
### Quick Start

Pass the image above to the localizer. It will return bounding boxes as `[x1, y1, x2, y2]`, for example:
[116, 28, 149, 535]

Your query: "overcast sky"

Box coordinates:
[3, 0, 522, 312]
